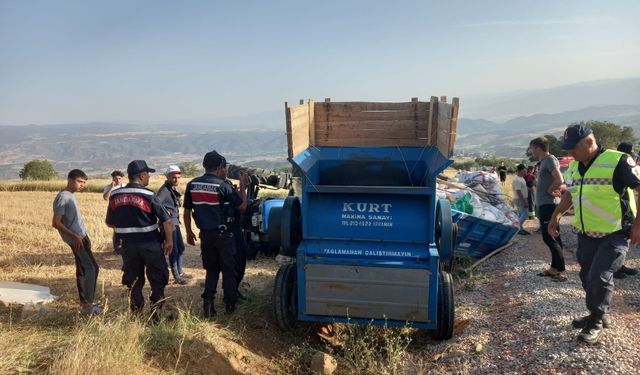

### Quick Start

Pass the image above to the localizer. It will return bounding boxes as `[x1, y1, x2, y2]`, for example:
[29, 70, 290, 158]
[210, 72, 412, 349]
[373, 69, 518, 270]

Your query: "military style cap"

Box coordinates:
[127, 160, 156, 175]
[203, 150, 226, 169]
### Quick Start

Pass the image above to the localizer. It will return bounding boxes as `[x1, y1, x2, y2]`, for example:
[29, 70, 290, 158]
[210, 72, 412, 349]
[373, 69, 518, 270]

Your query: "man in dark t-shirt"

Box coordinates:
[498, 163, 508, 185]
[184, 150, 248, 317]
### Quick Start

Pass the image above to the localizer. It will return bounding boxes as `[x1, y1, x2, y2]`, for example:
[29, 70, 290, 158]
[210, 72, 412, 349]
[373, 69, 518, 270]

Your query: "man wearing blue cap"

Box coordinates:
[548, 124, 640, 344]
[106, 160, 173, 321]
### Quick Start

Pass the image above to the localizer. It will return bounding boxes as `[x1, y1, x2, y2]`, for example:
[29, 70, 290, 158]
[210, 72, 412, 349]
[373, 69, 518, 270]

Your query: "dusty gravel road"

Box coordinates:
[412, 216, 640, 375]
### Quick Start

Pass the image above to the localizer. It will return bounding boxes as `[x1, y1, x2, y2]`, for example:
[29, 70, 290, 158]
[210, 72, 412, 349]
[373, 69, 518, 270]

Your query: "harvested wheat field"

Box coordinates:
[1, 188, 639, 374]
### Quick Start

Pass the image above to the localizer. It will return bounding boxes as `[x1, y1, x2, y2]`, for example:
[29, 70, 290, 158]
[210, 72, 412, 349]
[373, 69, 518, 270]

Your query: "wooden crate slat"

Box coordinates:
[436, 101, 453, 158]
[286, 102, 310, 158]
[314, 119, 427, 132]
[316, 129, 429, 141]
[428, 96, 439, 148]
[315, 101, 430, 112]
[316, 138, 431, 147]
[448, 98, 460, 158]
[315, 111, 429, 122]
[289, 105, 309, 119]
[308, 100, 316, 145]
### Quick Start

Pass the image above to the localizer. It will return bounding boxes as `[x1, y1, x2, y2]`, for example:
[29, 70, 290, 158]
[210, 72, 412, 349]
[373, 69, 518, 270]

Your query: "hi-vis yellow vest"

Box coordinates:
[564, 149, 636, 237]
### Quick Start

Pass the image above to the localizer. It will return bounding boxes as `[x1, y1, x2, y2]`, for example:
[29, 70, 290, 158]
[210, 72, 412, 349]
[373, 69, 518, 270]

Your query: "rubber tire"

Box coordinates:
[433, 271, 454, 340]
[268, 206, 283, 248]
[444, 223, 458, 273]
[273, 263, 298, 331]
[435, 199, 455, 272]
[280, 196, 302, 257]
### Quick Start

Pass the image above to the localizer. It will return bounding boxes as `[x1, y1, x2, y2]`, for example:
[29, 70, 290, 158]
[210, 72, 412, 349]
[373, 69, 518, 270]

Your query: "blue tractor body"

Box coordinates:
[273, 98, 460, 339]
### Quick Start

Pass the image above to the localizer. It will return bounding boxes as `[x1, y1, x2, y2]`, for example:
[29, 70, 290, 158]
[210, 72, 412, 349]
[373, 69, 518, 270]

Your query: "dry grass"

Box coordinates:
[48, 313, 148, 375]
[0, 185, 430, 374]
[0, 176, 168, 193]
[0, 189, 282, 374]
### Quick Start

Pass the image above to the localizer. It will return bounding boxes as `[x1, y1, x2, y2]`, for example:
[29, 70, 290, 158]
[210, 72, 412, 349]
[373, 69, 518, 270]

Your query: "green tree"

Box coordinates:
[178, 161, 201, 177]
[19, 159, 58, 180]
[578, 120, 636, 150]
[451, 160, 477, 171]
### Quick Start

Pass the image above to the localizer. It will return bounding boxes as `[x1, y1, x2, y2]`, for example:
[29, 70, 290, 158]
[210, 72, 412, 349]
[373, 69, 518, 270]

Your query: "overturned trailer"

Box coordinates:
[270, 97, 460, 339]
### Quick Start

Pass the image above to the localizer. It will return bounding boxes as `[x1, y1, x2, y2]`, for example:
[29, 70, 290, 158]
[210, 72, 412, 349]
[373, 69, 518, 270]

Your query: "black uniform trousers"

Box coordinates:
[234, 227, 247, 290]
[200, 231, 237, 306]
[121, 241, 169, 312]
[576, 232, 628, 316]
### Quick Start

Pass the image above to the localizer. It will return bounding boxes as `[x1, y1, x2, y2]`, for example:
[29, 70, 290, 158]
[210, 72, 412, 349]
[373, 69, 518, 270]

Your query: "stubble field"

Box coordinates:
[0, 179, 432, 375]
[0, 187, 292, 374]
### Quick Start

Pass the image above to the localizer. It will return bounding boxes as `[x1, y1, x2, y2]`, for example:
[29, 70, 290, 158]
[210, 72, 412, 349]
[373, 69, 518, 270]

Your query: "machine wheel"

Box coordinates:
[280, 196, 302, 257]
[268, 206, 283, 247]
[435, 199, 455, 272]
[273, 263, 298, 331]
[433, 271, 454, 340]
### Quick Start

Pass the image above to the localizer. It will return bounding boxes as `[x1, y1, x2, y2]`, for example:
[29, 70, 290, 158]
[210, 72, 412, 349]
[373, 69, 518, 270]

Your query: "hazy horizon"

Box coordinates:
[1, 0, 639, 125]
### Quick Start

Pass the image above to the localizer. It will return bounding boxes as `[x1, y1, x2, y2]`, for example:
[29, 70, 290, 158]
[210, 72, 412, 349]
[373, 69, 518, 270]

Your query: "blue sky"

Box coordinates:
[0, 0, 638, 124]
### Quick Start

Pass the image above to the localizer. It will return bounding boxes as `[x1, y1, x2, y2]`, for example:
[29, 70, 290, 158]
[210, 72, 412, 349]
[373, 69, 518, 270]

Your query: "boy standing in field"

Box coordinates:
[52, 169, 101, 315]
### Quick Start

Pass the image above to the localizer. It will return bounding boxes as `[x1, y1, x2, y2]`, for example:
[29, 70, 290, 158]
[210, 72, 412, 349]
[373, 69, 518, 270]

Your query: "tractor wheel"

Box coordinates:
[273, 263, 298, 331]
[435, 199, 456, 272]
[280, 196, 302, 257]
[433, 271, 454, 340]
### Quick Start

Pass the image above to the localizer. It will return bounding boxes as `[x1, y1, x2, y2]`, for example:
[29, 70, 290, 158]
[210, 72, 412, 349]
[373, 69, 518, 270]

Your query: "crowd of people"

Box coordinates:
[504, 125, 640, 344]
[51, 125, 640, 345]
[52, 150, 248, 321]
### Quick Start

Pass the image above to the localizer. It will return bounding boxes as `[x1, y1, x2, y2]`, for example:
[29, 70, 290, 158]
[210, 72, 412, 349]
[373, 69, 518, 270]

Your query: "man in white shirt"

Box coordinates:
[103, 170, 126, 252]
[103, 170, 125, 201]
[512, 164, 530, 235]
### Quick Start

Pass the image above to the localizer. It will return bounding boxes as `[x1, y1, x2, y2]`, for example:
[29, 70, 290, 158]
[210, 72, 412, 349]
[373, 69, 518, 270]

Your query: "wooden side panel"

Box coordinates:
[286, 102, 310, 158]
[313, 101, 432, 147]
[436, 102, 453, 158]
[285, 98, 458, 155]
[428, 96, 439, 148]
[448, 97, 460, 158]
[308, 100, 315, 145]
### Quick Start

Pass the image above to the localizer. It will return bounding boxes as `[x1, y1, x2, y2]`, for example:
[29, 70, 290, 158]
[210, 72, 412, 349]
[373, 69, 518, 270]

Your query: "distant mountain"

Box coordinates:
[462, 78, 640, 121]
[0, 124, 289, 179]
[456, 104, 640, 157]
[1, 78, 639, 178]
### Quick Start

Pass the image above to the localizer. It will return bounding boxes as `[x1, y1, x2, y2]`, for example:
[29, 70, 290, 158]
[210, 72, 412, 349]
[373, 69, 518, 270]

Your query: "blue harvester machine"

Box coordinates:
[273, 97, 460, 339]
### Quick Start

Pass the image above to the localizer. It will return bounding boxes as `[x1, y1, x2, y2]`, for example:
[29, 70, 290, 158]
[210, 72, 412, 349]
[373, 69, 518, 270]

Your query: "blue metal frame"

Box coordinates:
[295, 242, 441, 329]
[452, 209, 517, 259]
[287, 146, 452, 330]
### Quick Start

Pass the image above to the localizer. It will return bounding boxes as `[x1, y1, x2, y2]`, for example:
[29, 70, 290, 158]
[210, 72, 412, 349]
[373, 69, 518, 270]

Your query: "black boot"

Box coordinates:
[572, 314, 609, 329]
[620, 265, 639, 276]
[577, 315, 604, 344]
[613, 270, 627, 279]
[225, 303, 236, 315]
[203, 299, 216, 319]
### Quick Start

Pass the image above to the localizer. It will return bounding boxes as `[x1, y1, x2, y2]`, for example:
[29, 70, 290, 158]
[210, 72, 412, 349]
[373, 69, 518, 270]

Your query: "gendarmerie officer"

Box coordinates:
[106, 160, 173, 319]
[184, 151, 248, 317]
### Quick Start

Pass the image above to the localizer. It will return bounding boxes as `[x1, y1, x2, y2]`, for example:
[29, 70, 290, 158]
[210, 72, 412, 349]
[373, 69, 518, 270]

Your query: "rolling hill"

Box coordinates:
[1, 78, 638, 178]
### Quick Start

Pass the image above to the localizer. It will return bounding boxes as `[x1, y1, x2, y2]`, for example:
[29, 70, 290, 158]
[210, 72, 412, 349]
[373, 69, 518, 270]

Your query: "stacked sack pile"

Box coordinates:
[436, 170, 519, 228]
